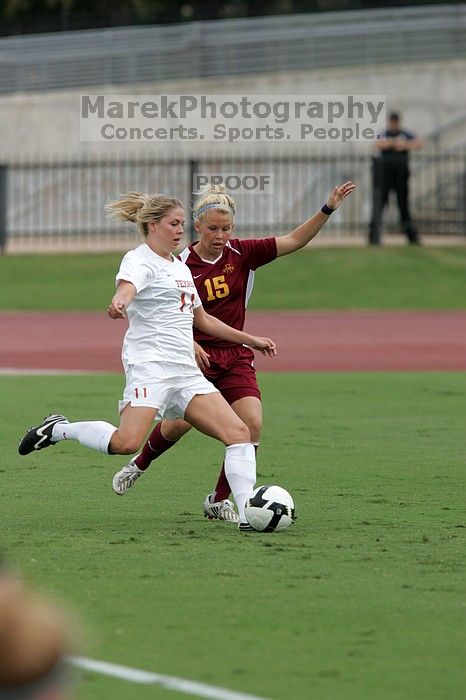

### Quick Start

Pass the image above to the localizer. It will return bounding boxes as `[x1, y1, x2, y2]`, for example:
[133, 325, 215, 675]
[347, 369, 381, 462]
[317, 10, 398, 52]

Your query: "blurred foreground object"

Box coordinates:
[0, 573, 72, 699]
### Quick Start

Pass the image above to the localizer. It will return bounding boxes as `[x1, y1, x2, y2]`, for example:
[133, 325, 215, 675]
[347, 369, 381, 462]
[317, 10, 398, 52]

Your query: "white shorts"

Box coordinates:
[119, 361, 218, 420]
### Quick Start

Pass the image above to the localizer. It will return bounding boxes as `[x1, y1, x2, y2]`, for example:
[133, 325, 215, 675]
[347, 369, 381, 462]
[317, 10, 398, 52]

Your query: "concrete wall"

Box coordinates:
[1, 58, 465, 160]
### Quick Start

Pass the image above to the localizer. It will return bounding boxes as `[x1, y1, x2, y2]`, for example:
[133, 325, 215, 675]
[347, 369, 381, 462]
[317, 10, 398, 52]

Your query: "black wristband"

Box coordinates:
[321, 204, 334, 215]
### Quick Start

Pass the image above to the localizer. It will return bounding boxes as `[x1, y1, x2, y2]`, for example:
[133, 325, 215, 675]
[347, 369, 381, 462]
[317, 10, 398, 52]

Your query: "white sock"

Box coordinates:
[51, 421, 117, 454]
[224, 443, 256, 522]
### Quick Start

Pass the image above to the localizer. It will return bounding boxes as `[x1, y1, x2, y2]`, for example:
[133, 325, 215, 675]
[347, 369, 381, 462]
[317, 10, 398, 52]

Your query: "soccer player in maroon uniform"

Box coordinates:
[112, 180, 355, 521]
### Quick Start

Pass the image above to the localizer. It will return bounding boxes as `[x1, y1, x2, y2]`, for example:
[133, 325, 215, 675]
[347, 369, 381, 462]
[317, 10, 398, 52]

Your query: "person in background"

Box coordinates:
[369, 111, 423, 246]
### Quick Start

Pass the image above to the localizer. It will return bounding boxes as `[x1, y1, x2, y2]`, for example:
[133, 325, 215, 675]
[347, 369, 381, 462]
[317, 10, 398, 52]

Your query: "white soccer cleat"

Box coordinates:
[112, 457, 144, 495]
[203, 494, 239, 523]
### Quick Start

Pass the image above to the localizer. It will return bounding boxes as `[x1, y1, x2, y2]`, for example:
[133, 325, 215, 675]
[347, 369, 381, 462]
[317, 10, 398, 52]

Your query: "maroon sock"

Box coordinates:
[213, 444, 259, 502]
[135, 422, 177, 471]
[212, 462, 230, 502]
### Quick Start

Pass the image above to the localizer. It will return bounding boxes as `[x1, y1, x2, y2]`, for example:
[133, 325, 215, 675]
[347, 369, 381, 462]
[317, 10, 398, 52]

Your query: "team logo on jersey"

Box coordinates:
[223, 264, 235, 275]
[175, 279, 195, 289]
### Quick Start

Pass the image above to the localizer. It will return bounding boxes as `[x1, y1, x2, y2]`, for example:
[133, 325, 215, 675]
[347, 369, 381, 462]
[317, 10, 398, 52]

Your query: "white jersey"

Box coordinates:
[116, 243, 202, 368]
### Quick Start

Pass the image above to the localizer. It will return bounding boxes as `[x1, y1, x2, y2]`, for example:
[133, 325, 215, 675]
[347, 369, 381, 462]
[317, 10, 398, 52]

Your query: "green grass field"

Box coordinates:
[2, 248, 465, 698]
[1, 246, 466, 310]
[2, 372, 465, 700]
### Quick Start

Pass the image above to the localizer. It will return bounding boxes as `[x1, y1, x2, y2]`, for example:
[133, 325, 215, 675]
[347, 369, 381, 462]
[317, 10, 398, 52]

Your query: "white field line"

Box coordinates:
[69, 656, 272, 700]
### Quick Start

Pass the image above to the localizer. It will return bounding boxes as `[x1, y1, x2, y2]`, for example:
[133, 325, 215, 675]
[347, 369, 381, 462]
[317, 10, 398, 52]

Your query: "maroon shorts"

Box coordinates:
[201, 345, 261, 405]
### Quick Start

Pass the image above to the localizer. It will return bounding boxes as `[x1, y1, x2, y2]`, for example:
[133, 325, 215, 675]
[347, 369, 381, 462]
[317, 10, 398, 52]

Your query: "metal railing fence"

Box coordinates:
[1, 152, 465, 253]
[1, 4, 465, 94]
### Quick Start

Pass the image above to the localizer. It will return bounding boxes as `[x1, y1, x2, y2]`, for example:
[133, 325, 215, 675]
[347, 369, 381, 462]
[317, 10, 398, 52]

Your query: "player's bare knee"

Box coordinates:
[224, 421, 250, 445]
[126, 437, 142, 454]
[110, 434, 141, 455]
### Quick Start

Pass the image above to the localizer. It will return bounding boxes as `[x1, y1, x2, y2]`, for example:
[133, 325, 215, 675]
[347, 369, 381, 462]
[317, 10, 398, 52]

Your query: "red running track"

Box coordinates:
[1, 311, 465, 372]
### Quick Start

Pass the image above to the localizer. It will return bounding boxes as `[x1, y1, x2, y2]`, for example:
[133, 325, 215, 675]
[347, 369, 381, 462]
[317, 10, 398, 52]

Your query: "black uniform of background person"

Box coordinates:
[369, 112, 423, 245]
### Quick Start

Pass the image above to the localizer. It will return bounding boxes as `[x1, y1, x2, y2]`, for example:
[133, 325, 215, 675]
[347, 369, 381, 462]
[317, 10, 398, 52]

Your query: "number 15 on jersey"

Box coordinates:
[204, 275, 230, 301]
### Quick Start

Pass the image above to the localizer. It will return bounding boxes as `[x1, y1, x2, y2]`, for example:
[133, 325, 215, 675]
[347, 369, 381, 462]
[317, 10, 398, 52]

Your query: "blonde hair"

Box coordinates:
[0, 578, 69, 690]
[105, 191, 184, 238]
[192, 184, 236, 223]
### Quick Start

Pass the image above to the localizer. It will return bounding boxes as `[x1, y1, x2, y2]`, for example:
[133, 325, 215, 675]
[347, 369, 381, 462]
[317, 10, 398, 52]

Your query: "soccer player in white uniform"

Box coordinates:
[18, 192, 276, 530]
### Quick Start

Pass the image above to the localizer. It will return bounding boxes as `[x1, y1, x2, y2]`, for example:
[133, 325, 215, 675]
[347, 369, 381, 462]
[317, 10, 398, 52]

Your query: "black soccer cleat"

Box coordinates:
[18, 414, 69, 455]
[238, 522, 257, 532]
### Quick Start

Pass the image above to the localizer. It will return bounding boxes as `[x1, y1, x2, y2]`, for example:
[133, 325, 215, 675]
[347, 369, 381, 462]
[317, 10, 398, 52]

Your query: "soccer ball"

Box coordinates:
[245, 485, 296, 532]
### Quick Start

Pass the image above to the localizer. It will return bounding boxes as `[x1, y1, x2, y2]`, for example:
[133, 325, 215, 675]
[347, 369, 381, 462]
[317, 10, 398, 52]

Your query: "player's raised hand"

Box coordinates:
[326, 181, 356, 210]
[247, 336, 277, 356]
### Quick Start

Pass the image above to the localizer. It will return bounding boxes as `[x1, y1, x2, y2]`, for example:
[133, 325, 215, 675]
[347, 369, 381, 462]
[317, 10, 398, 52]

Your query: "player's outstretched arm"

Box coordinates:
[193, 307, 277, 356]
[275, 180, 355, 257]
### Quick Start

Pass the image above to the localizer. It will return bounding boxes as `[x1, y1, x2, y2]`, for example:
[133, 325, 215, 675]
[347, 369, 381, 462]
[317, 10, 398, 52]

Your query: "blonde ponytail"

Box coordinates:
[105, 191, 184, 237]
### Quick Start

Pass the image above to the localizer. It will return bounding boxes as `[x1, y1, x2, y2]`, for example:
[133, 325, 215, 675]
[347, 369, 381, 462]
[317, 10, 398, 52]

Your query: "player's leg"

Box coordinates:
[208, 396, 262, 504]
[136, 419, 192, 470]
[18, 405, 156, 457]
[114, 356, 224, 493]
[108, 405, 157, 454]
[112, 418, 192, 494]
[204, 348, 261, 516]
[112, 363, 189, 491]
[231, 396, 263, 443]
[184, 392, 255, 525]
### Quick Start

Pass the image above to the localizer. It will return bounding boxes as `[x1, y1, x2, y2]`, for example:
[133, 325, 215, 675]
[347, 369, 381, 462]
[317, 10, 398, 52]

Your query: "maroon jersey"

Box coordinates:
[180, 237, 277, 347]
